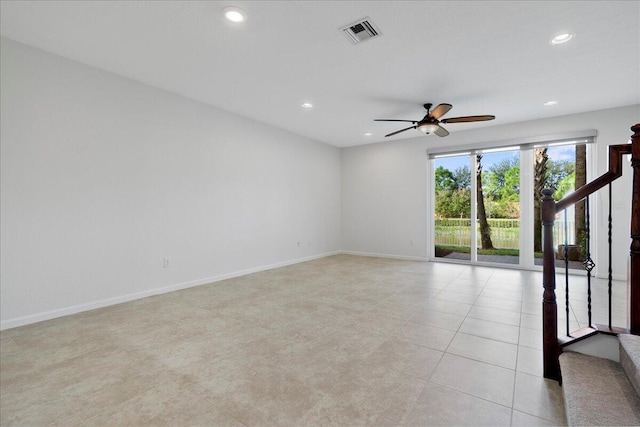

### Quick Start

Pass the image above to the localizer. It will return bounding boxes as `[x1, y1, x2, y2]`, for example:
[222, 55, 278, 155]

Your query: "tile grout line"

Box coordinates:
[510, 287, 526, 426]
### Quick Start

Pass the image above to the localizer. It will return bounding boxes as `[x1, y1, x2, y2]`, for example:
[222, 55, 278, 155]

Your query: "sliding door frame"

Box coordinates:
[427, 130, 597, 271]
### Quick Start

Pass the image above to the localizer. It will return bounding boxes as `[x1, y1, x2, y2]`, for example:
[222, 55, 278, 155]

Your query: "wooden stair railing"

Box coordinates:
[542, 123, 640, 381]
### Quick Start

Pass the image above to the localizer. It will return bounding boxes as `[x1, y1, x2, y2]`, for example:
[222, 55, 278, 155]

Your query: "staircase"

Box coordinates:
[540, 123, 640, 425]
[559, 334, 640, 425]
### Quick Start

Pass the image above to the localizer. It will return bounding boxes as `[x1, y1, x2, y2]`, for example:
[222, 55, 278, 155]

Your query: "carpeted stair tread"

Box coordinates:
[559, 351, 640, 426]
[620, 334, 640, 397]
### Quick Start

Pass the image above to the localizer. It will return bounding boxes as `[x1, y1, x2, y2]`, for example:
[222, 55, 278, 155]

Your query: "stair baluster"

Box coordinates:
[608, 183, 613, 329]
[541, 123, 640, 382]
[564, 212, 571, 336]
[584, 195, 594, 328]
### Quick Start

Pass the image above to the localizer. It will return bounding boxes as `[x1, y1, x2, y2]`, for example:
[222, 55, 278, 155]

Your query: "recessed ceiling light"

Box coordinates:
[223, 7, 247, 23]
[301, 102, 313, 109]
[551, 33, 574, 45]
[544, 100, 558, 106]
[363, 132, 373, 136]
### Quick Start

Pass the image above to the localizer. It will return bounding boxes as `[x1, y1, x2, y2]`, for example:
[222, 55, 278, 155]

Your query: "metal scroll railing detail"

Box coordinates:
[583, 196, 595, 328]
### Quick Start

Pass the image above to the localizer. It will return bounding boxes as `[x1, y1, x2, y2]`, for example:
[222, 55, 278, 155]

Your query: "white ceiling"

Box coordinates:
[1, 1, 638, 147]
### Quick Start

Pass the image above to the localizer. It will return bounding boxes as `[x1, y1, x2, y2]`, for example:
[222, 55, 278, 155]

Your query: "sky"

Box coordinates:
[435, 151, 517, 171]
[434, 146, 577, 172]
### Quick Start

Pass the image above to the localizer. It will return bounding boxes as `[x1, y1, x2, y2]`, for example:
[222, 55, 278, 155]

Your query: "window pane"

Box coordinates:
[533, 144, 586, 269]
[434, 155, 471, 260]
[477, 151, 520, 265]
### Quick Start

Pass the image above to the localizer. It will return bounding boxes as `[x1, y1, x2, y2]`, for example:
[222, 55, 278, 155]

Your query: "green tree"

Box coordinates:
[533, 149, 575, 252]
[453, 165, 471, 190]
[435, 166, 456, 192]
[487, 167, 520, 203]
[575, 144, 587, 252]
[546, 160, 575, 191]
[485, 156, 519, 200]
[533, 148, 548, 252]
[435, 189, 471, 218]
[435, 165, 472, 218]
[479, 156, 520, 219]
[554, 172, 575, 200]
[477, 155, 494, 249]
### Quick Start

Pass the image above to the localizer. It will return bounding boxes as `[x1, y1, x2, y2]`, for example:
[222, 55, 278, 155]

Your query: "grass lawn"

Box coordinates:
[435, 245, 544, 258]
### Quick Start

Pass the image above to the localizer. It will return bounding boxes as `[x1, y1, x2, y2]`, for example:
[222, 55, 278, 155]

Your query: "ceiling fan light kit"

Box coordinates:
[417, 123, 439, 134]
[375, 103, 495, 138]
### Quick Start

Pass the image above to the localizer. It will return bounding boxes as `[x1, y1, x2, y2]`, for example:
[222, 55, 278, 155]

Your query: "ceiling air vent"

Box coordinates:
[340, 17, 381, 45]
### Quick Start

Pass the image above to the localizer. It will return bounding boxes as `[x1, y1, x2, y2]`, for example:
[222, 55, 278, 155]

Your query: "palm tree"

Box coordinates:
[575, 144, 587, 255]
[534, 148, 548, 253]
[476, 154, 494, 249]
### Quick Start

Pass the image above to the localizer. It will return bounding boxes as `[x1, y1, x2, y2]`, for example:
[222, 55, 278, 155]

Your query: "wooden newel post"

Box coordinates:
[541, 188, 560, 380]
[629, 124, 640, 335]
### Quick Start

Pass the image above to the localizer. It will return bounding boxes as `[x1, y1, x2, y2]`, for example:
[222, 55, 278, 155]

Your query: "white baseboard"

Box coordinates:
[0, 251, 340, 331]
[3, 249, 624, 331]
[340, 250, 428, 262]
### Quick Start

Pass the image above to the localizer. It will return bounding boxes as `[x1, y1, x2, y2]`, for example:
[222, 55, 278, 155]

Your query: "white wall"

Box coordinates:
[3, 36, 637, 330]
[342, 104, 640, 278]
[341, 140, 429, 260]
[0, 38, 341, 329]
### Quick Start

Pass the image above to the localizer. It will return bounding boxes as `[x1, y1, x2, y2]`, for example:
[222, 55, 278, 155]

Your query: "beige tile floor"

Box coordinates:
[0, 255, 628, 426]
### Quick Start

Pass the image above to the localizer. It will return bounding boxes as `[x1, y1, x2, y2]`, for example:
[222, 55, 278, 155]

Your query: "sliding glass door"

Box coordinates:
[476, 149, 521, 265]
[433, 149, 521, 264]
[433, 154, 472, 261]
[430, 136, 592, 270]
[532, 143, 588, 270]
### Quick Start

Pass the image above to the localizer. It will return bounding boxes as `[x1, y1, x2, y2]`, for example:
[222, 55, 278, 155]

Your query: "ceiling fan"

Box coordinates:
[375, 103, 495, 137]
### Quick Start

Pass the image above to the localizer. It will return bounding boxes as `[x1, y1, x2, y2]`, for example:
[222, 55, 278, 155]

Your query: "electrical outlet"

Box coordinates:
[164, 258, 170, 268]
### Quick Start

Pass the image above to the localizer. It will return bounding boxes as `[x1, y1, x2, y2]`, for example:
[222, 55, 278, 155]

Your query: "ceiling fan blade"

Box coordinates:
[441, 115, 495, 124]
[374, 119, 417, 123]
[434, 125, 449, 137]
[385, 126, 416, 137]
[429, 103, 453, 120]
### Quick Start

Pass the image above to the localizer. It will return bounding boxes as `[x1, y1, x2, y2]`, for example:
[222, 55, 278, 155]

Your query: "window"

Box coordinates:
[429, 132, 595, 269]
